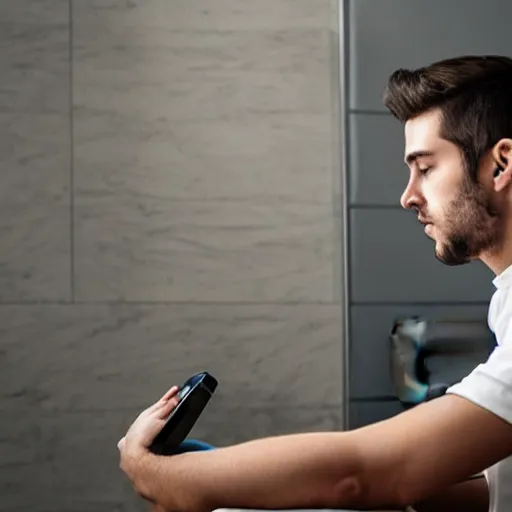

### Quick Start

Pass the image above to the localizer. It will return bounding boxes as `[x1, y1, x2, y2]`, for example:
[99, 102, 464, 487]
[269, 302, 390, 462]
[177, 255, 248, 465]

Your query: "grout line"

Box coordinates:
[69, 0, 75, 303]
[350, 396, 401, 403]
[0, 300, 341, 306]
[0, 298, 490, 306]
[348, 109, 392, 116]
[350, 301, 491, 307]
[0, 300, 490, 307]
[339, 0, 351, 431]
[2, 404, 345, 416]
[348, 204, 403, 209]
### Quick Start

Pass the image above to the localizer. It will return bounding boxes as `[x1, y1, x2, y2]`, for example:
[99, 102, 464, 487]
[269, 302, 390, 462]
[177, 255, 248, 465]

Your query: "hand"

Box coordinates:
[118, 386, 180, 492]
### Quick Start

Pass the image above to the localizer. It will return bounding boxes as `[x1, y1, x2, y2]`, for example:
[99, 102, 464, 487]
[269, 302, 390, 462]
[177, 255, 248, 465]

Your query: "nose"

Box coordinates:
[400, 176, 424, 211]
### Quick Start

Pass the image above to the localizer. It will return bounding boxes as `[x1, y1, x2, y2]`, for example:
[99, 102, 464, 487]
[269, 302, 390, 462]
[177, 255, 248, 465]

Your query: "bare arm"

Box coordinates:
[143, 475, 489, 512]
[411, 476, 488, 512]
[133, 394, 511, 512]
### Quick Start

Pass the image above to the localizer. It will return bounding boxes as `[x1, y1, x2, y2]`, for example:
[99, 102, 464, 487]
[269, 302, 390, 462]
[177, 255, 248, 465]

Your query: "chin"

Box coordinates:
[435, 244, 472, 266]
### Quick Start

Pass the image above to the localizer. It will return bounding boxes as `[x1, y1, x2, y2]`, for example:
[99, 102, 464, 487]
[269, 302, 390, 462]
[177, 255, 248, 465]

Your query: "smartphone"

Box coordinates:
[149, 371, 218, 455]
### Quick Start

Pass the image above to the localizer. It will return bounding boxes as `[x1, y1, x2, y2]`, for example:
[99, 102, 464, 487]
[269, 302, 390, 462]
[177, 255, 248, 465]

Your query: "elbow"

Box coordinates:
[330, 472, 414, 510]
[331, 474, 365, 506]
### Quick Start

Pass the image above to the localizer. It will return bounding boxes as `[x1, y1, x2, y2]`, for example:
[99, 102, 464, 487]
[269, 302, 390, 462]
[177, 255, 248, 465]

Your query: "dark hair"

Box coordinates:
[383, 55, 512, 181]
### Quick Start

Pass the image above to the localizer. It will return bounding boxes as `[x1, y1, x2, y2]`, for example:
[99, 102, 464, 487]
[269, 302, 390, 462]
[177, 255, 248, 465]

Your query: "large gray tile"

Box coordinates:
[74, 114, 334, 302]
[0, 304, 343, 412]
[349, 0, 512, 110]
[0, 17, 69, 113]
[0, 405, 340, 511]
[349, 208, 495, 303]
[73, 113, 332, 202]
[348, 113, 406, 206]
[73, 0, 331, 30]
[73, 23, 330, 121]
[0, 0, 68, 24]
[348, 400, 404, 430]
[349, 304, 491, 399]
[0, 113, 70, 301]
[73, 4, 335, 302]
[0, 409, 128, 512]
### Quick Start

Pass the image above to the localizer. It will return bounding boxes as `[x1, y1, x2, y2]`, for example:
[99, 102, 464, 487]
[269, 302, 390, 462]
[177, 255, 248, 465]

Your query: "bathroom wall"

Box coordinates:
[344, 0, 509, 428]
[0, 1, 344, 510]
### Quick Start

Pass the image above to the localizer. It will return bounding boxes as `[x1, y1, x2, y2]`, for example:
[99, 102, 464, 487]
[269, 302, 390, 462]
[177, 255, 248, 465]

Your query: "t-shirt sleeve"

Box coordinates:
[446, 344, 512, 424]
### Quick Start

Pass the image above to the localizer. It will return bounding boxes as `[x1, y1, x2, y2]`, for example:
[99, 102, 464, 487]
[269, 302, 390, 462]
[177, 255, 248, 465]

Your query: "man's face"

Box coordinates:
[401, 109, 501, 265]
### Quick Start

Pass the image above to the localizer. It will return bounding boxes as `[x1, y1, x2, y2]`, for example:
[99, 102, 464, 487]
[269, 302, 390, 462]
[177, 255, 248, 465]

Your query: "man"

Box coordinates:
[118, 55, 512, 512]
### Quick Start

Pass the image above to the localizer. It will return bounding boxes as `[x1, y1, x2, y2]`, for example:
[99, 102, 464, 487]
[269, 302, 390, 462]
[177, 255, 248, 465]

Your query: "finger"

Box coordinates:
[155, 386, 180, 408]
[146, 397, 174, 416]
[160, 385, 180, 401]
[145, 401, 165, 415]
[153, 396, 180, 419]
[137, 387, 179, 421]
[145, 386, 179, 415]
[151, 394, 179, 414]
[142, 396, 178, 422]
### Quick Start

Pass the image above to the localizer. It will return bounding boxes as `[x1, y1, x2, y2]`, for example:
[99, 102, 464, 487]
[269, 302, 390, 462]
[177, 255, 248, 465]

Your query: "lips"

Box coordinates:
[418, 217, 434, 235]
[423, 222, 434, 236]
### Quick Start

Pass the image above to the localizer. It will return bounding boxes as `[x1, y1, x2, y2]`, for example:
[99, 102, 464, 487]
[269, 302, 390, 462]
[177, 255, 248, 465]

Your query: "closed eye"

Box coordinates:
[419, 167, 432, 175]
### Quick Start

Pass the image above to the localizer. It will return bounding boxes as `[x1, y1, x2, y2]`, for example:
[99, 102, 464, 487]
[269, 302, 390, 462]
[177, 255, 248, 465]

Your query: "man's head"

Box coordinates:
[383, 55, 512, 270]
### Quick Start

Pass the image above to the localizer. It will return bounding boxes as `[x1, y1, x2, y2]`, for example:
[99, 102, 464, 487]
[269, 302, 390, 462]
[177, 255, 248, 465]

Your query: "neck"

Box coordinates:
[481, 253, 512, 276]
[480, 219, 512, 276]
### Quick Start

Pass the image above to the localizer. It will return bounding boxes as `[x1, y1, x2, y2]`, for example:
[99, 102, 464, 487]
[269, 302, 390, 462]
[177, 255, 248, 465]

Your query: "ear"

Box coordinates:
[491, 138, 512, 192]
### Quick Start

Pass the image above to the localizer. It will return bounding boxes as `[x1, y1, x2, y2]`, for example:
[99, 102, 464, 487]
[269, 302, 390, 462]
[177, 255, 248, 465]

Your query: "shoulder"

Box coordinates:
[489, 286, 512, 344]
[446, 343, 512, 429]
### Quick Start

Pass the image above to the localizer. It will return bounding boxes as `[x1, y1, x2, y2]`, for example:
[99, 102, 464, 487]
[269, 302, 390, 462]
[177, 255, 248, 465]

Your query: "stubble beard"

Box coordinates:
[433, 178, 502, 266]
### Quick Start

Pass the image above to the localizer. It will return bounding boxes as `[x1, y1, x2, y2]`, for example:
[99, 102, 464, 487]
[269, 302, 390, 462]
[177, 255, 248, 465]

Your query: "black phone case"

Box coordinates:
[149, 372, 217, 455]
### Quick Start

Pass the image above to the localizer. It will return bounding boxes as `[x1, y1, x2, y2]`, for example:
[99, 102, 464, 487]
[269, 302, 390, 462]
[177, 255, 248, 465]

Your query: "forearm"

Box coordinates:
[137, 431, 403, 512]
[411, 476, 488, 512]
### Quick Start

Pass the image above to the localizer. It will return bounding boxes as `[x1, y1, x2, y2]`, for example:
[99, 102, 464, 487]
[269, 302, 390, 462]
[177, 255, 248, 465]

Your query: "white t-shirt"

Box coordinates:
[446, 264, 512, 512]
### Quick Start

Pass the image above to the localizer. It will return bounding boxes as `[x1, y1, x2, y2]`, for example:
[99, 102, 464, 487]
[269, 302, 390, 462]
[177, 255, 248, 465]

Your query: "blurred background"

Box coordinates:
[0, 0, 505, 510]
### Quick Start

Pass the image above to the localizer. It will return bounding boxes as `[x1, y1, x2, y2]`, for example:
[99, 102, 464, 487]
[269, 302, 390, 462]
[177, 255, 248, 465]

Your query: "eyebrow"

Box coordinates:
[404, 150, 435, 166]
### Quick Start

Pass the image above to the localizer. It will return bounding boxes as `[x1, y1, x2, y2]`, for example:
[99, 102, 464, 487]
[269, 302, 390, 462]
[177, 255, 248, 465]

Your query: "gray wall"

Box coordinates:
[0, 1, 344, 511]
[344, 0, 506, 428]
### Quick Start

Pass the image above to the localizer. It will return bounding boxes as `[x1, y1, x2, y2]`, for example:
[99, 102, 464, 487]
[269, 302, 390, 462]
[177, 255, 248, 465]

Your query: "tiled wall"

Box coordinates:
[344, 0, 509, 428]
[0, 1, 343, 510]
